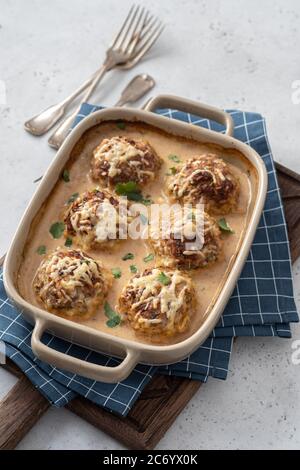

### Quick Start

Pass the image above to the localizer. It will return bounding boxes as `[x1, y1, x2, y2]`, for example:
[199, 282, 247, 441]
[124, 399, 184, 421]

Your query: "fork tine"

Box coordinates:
[131, 23, 165, 62]
[131, 6, 147, 39]
[110, 4, 137, 49]
[122, 7, 145, 52]
[115, 4, 140, 50]
[139, 15, 162, 43]
[123, 8, 151, 54]
[134, 21, 164, 53]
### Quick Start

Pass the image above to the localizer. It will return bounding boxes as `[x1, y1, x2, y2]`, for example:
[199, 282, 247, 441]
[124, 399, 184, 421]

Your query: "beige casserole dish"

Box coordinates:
[3, 95, 268, 383]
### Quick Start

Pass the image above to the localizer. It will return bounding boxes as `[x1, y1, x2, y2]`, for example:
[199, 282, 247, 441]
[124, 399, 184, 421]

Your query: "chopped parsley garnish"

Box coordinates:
[62, 169, 70, 182]
[37, 245, 46, 255]
[49, 222, 65, 239]
[130, 264, 138, 274]
[65, 237, 73, 247]
[157, 271, 171, 286]
[115, 182, 153, 205]
[166, 167, 177, 176]
[104, 301, 121, 328]
[168, 154, 181, 163]
[218, 218, 234, 234]
[122, 252, 134, 261]
[117, 182, 138, 193]
[106, 317, 121, 328]
[116, 121, 126, 130]
[141, 198, 153, 206]
[111, 267, 122, 279]
[115, 181, 143, 201]
[128, 192, 144, 202]
[143, 253, 154, 263]
[67, 192, 79, 204]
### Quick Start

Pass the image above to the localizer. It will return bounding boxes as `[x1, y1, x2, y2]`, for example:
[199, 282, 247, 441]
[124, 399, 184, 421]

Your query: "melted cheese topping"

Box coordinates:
[130, 268, 191, 329]
[39, 251, 101, 294]
[93, 137, 145, 178]
[169, 155, 233, 200]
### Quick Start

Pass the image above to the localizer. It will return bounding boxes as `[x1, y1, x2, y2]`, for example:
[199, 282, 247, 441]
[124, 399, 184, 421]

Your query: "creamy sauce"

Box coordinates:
[17, 121, 257, 345]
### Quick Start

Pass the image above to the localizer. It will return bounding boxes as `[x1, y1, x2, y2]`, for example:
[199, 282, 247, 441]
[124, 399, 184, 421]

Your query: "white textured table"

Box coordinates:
[1, 0, 300, 450]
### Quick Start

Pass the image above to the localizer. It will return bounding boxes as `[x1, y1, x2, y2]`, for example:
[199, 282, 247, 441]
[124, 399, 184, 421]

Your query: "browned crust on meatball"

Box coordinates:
[33, 248, 111, 320]
[91, 136, 162, 186]
[149, 212, 222, 270]
[168, 154, 239, 214]
[118, 267, 196, 339]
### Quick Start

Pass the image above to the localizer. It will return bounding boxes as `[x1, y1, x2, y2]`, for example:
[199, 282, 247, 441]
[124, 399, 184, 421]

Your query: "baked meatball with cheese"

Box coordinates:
[91, 136, 162, 186]
[64, 189, 132, 250]
[149, 209, 222, 270]
[33, 248, 110, 319]
[118, 267, 195, 338]
[168, 154, 239, 214]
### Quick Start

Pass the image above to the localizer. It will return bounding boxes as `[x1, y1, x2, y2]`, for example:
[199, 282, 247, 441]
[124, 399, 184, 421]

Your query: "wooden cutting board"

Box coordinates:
[0, 162, 299, 450]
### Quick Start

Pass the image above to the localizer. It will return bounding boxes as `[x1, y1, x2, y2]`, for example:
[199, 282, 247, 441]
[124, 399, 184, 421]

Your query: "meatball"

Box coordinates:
[91, 136, 162, 186]
[64, 189, 132, 250]
[168, 154, 239, 214]
[33, 248, 110, 319]
[118, 267, 196, 338]
[149, 210, 222, 270]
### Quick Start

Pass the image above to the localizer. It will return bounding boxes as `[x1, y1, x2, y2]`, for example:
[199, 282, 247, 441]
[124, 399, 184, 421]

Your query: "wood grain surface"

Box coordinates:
[0, 163, 299, 450]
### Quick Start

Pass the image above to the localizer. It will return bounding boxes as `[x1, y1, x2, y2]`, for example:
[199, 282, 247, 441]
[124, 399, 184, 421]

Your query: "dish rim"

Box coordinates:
[3, 95, 268, 381]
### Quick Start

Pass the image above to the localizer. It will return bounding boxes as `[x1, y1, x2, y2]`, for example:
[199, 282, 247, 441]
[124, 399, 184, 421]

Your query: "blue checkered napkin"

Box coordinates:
[0, 104, 298, 415]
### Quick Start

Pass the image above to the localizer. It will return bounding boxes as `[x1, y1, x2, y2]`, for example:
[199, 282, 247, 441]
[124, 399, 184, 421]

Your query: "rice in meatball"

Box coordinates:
[118, 267, 196, 338]
[64, 189, 132, 250]
[149, 209, 222, 270]
[168, 154, 239, 214]
[91, 136, 162, 186]
[33, 248, 110, 319]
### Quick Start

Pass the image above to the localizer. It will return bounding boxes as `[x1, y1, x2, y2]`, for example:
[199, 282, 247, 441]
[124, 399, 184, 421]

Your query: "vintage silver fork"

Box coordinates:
[24, 5, 164, 146]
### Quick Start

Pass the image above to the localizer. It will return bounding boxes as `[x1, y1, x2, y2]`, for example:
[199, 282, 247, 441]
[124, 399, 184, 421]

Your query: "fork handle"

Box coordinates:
[48, 65, 108, 149]
[24, 70, 99, 136]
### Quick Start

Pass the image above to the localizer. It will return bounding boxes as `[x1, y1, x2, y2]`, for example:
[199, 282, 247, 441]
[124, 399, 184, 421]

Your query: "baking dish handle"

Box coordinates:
[144, 94, 234, 137]
[31, 318, 140, 383]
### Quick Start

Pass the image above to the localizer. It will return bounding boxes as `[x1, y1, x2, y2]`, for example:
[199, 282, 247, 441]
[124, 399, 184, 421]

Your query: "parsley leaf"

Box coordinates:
[166, 167, 177, 176]
[67, 192, 79, 204]
[104, 301, 122, 328]
[130, 264, 138, 274]
[122, 253, 134, 261]
[127, 192, 144, 202]
[62, 169, 70, 182]
[143, 253, 154, 263]
[115, 181, 143, 201]
[168, 154, 181, 163]
[65, 237, 73, 247]
[218, 218, 234, 234]
[49, 222, 65, 239]
[111, 267, 122, 279]
[37, 245, 46, 255]
[157, 272, 171, 286]
[141, 198, 153, 206]
[106, 317, 121, 328]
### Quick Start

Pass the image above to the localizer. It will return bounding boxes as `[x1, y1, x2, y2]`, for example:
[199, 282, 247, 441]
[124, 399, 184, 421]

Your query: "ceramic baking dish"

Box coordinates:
[3, 95, 267, 383]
